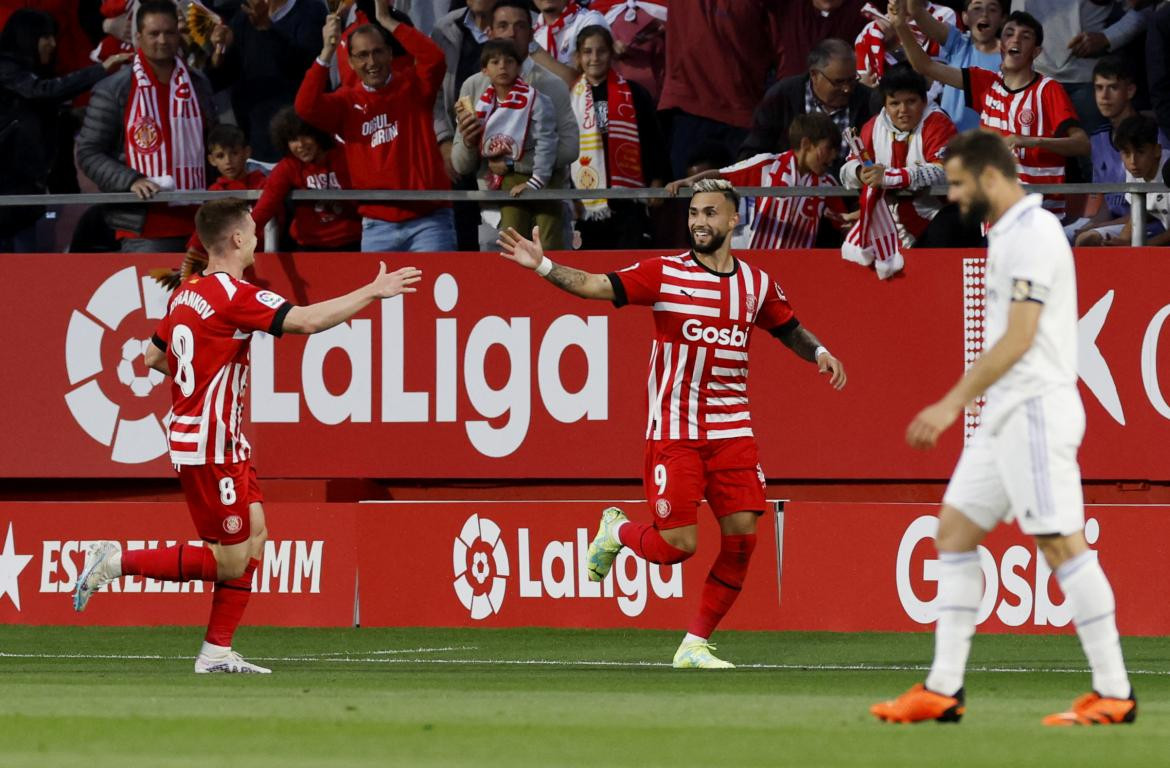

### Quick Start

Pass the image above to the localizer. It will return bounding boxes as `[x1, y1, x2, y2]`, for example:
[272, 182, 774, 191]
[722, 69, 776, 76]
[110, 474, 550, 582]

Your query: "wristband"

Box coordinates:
[814, 345, 829, 361]
[535, 256, 555, 277]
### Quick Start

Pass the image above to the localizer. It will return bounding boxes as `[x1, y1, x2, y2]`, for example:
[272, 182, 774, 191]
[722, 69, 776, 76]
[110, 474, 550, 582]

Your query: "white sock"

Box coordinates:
[682, 632, 707, 645]
[200, 641, 230, 657]
[925, 550, 983, 696]
[1056, 551, 1131, 699]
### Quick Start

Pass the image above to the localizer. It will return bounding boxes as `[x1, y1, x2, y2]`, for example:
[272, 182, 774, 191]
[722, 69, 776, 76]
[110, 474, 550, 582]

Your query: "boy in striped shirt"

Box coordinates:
[893, 3, 1089, 219]
[667, 113, 850, 249]
[497, 179, 847, 668]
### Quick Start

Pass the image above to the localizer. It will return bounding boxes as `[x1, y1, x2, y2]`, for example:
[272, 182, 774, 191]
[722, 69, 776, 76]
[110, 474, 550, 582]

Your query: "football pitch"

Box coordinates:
[1, 627, 1167, 767]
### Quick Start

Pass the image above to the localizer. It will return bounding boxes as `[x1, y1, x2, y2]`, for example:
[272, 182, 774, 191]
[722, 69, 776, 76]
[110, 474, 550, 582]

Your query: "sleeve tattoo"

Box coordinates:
[775, 323, 824, 363]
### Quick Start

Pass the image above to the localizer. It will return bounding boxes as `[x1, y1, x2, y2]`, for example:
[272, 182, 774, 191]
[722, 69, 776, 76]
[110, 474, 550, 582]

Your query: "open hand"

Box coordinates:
[370, 263, 423, 298]
[497, 225, 544, 270]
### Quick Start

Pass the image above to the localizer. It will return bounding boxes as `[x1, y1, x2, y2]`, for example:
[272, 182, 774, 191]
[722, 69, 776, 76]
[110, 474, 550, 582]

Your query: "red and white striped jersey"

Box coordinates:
[963, 68, 1080, 216]
[720, 150, 843, 250]
[152, 272, 291, 466]
[608, 252, 797, 441]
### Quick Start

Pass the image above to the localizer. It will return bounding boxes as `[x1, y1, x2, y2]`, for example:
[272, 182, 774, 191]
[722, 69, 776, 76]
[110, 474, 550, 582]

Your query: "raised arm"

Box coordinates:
[664, 169, 722, 197]
[890, 0, 962, 89]
[294, 14, 347, 136]
[281, 263, 423, 334]
[497, 226, 615, 300]
[907, 0, 949, 46]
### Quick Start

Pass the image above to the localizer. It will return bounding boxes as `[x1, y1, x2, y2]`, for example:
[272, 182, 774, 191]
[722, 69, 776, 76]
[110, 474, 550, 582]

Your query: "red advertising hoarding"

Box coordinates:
[0, 503, 357, 627]
[0, 249, 1167, 481]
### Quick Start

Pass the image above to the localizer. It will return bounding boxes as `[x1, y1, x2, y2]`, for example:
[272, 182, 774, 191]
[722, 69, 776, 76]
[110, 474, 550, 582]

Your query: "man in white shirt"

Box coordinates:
[872, 130, 1136, 727]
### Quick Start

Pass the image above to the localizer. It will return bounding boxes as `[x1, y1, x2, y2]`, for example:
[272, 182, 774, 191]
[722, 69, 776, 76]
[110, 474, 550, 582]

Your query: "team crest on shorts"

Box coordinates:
[655, 498, 671, 518]
[223, 515, 243, 535]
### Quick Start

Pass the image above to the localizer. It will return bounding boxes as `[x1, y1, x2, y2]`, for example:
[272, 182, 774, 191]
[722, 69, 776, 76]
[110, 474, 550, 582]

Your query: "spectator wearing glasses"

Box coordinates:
[739, 38, 879, 177]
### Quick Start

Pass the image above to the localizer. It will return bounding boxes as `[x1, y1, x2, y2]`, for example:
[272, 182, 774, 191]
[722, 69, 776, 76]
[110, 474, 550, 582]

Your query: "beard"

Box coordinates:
[960, 192, 991, 228]
[689, 228, 729, 254]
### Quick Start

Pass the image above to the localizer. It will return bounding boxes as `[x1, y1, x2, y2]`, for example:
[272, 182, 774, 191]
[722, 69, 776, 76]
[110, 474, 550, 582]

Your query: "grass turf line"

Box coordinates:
[0, 626, 1166, 768]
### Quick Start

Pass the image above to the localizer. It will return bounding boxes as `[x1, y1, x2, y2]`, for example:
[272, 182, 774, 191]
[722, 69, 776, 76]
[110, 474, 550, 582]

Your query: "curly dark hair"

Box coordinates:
[270, 106, 335, 156]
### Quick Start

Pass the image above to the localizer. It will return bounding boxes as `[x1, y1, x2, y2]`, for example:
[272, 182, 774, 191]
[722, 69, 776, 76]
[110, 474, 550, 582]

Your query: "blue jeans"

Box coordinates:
[361, 208, 456, 253]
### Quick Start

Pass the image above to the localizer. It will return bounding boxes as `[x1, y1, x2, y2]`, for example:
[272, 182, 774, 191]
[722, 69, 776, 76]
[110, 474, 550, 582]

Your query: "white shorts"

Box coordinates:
[943, 391, 1085, 536]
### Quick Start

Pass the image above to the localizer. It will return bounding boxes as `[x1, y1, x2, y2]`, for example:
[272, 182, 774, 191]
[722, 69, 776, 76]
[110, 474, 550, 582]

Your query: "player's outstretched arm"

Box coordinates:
[773, 322, 847, 390]
[497, 226, 616, 301]
[890, 0, 962, 89]
[907, 299, 1041, 449]
[281, 263, 423, 335]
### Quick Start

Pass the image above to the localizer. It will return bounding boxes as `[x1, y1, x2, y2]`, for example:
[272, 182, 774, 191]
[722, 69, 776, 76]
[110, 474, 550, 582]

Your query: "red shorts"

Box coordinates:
[178, 460, 264, 545]
[643, 437, 766, 530]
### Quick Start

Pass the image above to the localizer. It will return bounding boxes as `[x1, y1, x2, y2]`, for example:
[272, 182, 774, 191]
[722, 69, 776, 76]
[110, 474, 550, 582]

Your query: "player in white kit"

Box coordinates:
[871, 130, 1135, 726]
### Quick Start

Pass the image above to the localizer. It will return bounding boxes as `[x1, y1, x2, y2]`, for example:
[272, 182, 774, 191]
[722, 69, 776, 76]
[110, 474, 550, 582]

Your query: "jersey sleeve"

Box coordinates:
[607, 257, 662, 307]
[921, 111, 957, 162]
[223, 281, 294, 336]
[754, 275, 797, 331]
[719, 154, 770, 188]
[1040, 79, 1080, 137]
[962, 66, 995, 111]
[1006, 232, 1058, 304]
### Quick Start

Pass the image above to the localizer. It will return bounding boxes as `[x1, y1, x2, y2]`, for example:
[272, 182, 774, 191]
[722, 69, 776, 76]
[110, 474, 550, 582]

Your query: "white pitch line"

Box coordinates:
[2, 651, 1168, 677]
[290, 646, 478, 658]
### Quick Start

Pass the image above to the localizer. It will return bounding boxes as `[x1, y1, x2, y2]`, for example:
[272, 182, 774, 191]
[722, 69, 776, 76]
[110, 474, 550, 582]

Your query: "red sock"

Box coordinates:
[205, 558, 258, 647]
[121, 544, 218, 582]
[687, 533, 757, 638]
[617, 522, 691, 564]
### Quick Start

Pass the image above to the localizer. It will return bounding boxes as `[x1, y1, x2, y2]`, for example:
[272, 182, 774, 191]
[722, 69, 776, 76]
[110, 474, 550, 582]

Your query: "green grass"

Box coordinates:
[0, 627, 1167, 767]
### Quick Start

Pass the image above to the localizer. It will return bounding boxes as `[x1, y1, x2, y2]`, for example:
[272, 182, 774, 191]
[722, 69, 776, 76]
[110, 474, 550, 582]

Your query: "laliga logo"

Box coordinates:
[64, 267, 171, 463]
[452, 514, 509, 620]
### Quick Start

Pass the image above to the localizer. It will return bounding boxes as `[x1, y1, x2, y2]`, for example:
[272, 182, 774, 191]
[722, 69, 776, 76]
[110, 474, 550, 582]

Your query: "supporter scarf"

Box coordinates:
[123, 51, 204, 190]
[842, 184, 903, 280]
[536, 1, 581, 52]
[476, 78, 535, 162]
[855, 3, 948, 81]
[596, 0, 668, 24]
[571, 70, 644, 220]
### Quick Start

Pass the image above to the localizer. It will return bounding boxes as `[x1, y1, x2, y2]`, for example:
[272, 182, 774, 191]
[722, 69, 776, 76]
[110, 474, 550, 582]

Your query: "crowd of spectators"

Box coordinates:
[2, 0, 1170, 257]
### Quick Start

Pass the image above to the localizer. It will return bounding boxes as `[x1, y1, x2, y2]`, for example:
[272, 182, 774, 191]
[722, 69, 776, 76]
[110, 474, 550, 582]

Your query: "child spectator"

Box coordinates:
[451, 40, 557, 243]
[901, 0, 1004, 132]
[205, 124, 267, 191]
[1074, 57, 1170, 246]
[839, 63, 956, 276]
[1093, 115, 1170, 247]
[253, 106, 361, 252]
[667, 112, 849, 250]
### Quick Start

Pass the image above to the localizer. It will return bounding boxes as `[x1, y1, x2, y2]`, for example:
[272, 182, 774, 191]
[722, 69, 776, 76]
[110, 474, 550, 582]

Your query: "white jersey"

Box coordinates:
[981, 193, 1079, 427]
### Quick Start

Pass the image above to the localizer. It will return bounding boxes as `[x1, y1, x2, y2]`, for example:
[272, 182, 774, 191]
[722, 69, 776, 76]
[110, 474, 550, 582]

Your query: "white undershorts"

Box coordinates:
[943, 390, 1085, 536]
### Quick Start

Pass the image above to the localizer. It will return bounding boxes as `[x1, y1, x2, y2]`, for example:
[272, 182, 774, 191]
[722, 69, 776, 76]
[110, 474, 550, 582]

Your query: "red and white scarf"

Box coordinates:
[855, 2, 951, 81]
[571, 71, 644, 220]
[535, 1, 581, 52]
[123, 51, 205, 190]
[476, 78, 536, 162]
[841, 128, 902, 279]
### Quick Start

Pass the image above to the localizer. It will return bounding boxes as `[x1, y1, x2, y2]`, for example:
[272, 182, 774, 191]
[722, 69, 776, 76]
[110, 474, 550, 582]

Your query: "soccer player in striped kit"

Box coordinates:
[497, 179, 847, 668]
[74, 198, 422, 673]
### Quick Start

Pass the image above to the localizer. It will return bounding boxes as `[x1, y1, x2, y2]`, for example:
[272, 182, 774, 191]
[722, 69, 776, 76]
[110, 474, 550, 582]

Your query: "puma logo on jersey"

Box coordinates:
[681, 318, 747, 348]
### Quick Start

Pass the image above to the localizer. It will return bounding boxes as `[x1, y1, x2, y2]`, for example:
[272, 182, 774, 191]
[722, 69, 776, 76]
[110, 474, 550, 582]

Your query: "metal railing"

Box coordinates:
[1, 182, 1165, 246]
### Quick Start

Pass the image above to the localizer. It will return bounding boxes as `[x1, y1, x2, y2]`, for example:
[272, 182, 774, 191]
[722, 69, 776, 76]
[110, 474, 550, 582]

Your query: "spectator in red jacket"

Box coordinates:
[254, 105, 361, 251]
[296, 1, 453, 253]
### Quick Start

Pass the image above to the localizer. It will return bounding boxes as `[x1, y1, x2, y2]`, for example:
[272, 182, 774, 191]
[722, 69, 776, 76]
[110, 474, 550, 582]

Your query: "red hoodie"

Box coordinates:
[253, 147, 361, 248]
[295, 24, 448, 223]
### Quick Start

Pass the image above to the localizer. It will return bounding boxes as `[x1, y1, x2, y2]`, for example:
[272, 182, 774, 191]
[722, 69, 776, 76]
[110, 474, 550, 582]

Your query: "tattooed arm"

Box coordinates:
[772, 320, 848, 390]
[497, 226, 616, 301]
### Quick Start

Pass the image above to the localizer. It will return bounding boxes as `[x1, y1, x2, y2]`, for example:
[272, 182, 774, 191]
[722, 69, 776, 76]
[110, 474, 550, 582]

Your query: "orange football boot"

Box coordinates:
[871, 683, 965, 723]
[1042, 692, 1137, 726]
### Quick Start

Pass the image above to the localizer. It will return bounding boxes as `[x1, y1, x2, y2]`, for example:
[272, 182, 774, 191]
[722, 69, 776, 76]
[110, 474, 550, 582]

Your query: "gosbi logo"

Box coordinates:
[452, 514, 509, 620]
[681, 318, 747, 348]
[64, 267, 170, 464]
